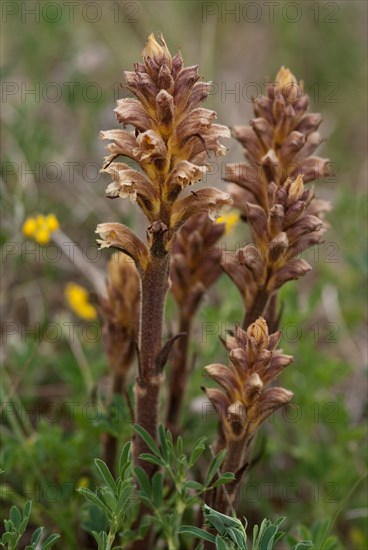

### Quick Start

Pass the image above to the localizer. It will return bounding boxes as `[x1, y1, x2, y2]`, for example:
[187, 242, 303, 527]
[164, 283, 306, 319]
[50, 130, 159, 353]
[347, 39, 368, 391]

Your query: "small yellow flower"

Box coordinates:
[77, 476, 90, 489]
[65, 283, 97, 321]
[46, 213, 59, 232]
[22, 218, 37, 237]
[34, 229, 50, 245]
[216, 211, 240, 234]
[22, 213, 59, 245]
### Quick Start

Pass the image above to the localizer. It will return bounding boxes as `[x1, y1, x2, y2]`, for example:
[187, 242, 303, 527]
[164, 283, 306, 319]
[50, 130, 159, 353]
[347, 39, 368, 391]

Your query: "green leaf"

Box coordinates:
[211, 472, 236, 488]
[119, 441, 132, 479]
[176, 435, 183, 456]
[205, 449, 227, 486]
[292, 542, 313, 550]
[23, 501, 32, 522]
[189, 437, 207, 466]
[151, 472, 163, 508]
[139, 453, 163, 466]
[99, 486, 117, 511]
[311, 519, 330, 545]
[134, 466, 151, 498]
[158, 424, 169, 462]
[183, 480, 203, 491]
[215, 535, 229, 550]
[178, 526, 217, 543]
[133, 424, 161, 457]
[77, 487, 111, 516]
[94, 459, 117, 493]
[9, 506, 21, 530]
[43, 533, 61, 549]
[206, 512, 225, 535]
[31, 526, 43, 545]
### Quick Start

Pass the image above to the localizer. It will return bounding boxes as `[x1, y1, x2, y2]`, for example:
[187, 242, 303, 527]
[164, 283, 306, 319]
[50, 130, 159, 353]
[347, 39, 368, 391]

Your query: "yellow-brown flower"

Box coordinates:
[98, 33, 231, 263]
[203, 318, 293, 441]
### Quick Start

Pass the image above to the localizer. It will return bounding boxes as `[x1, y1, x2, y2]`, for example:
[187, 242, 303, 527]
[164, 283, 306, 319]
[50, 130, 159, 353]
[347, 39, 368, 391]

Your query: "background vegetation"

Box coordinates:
[1, 0, 367, 548]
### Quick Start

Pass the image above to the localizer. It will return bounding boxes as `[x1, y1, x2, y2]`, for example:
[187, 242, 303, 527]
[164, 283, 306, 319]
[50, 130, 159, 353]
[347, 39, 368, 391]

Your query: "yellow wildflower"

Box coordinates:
[77, 477, 90, 489]
[65, 283, 97, 321]
[22, 213, 59, 245]
[216, 211, 240, 234]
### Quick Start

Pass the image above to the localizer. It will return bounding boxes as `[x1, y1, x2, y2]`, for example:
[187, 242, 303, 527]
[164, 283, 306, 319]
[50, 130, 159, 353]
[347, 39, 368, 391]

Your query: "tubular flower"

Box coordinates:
[223, 174, 331, 312]
[222, 68, 331, 328]
[97, 33, 231, 265]
[203, 317, 293, 511]
[170, 213, 226, 319]
[22, 214, 59, 245]
[65, 282, 97, 321]
[204, 318, 293, 441]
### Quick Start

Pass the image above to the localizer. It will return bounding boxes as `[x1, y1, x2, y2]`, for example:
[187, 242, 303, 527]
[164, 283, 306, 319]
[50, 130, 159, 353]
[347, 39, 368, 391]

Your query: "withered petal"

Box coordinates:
[96, 222, 149, 275]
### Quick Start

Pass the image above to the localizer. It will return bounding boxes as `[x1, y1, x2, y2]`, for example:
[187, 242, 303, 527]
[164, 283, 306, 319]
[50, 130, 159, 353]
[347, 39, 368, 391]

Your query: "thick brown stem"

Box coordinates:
[133, 253, 170, 474]
[166, 313, 192, 436]
[214, 437, 246, 513]
[242, 288, 270, 330]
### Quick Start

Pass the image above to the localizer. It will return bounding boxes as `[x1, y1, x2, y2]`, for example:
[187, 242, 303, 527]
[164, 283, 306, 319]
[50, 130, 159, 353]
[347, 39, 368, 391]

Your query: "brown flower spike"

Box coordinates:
[96, 34, 231, 475]
[203, 317, 293, 512]
[223, 67, 331, 328]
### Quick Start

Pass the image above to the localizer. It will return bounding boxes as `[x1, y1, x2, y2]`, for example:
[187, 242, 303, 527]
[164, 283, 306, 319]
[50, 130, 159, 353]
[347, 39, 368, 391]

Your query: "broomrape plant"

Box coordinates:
[18, 33, 339, 549]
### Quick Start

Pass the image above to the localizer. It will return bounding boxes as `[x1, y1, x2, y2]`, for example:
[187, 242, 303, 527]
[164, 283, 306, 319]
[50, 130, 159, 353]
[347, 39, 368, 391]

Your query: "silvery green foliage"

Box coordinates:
[1, 501, 60, 550]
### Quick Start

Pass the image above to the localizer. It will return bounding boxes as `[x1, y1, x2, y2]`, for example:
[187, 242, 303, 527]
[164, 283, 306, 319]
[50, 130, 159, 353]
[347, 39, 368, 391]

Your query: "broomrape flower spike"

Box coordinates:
[22, 214, 59, 245]
[203, 317, 293, 513]
[65, 282, 97, 321]
[96, 33, 231, 484]
[223, 66, 331, 329]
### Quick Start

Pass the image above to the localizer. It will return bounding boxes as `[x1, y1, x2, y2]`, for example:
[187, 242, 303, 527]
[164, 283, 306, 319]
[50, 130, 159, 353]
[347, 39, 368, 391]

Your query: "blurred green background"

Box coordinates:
[1, 1, 367, 548]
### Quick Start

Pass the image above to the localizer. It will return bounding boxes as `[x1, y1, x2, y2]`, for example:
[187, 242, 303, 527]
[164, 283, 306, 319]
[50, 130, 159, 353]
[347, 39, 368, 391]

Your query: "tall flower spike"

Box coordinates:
[167, 213, 227, 433]
[99, 32, 231, 259]
[203, 317, 293, 513]
[97, 34, 231, 491]
[223, 67, 331, 328]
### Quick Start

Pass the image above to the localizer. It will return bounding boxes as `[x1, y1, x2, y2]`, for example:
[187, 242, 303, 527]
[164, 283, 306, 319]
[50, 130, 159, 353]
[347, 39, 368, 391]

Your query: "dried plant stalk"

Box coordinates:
[96, 34, 231, 476]
[223, 67, 331, 330]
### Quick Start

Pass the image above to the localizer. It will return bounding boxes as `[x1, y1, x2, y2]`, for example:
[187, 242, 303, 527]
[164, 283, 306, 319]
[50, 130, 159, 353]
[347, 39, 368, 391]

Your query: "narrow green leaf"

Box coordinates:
[151, 471, 163, 508]
[189, 438, 207, 466]
[183, 480, 203, 491]
[211, 472, 236, 488]
[134, 466, 151, 498]
[119, 441, 132, 479]
[176, 435, 183, 456]
[178, 526, 217, 543]
[31, 526, 43, 545]
[158, 425, 169, 462]
[43, 533, 61, 549]
[9, 506, 21, 530]
[94, 459, 117, 493]
[205, 449, 227, 486]
[215, 535, 228, 550]
[139, 453, 163, 466]
[23, 501, 32, 522]
[77, 487, 110, 516]
[133, 424, 161, 457]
